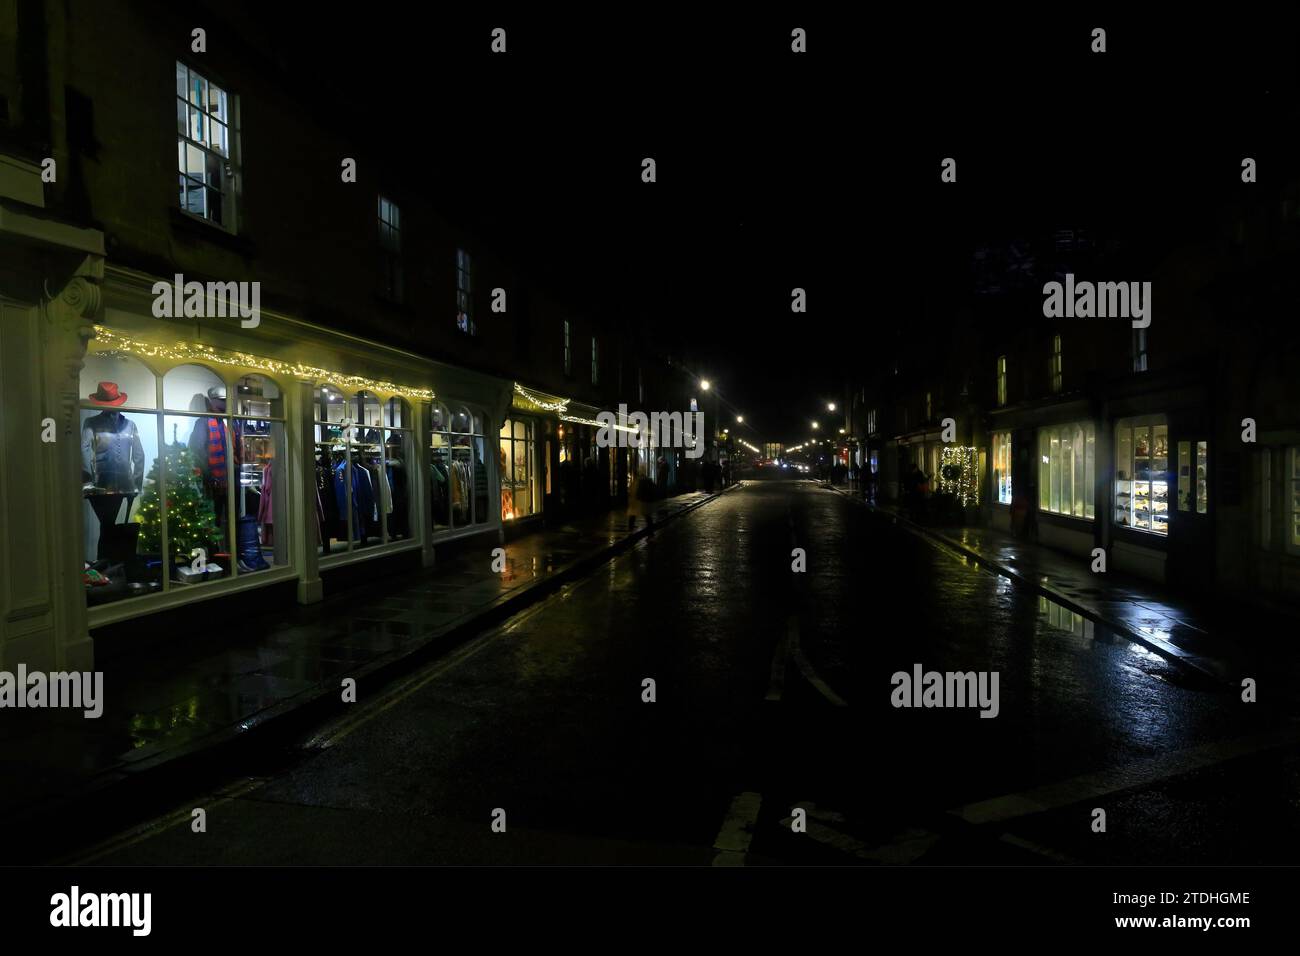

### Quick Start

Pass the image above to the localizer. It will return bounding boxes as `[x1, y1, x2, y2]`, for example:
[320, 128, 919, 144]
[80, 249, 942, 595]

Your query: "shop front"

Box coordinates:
[24, 262, 512, 652]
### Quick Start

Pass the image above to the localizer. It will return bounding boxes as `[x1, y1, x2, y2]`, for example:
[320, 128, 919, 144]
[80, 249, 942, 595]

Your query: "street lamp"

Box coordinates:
[736, 415, 744, 424]
[812, 421, 820, 429]
[700, 380, 711, 391]
[827, 402, 836, 412]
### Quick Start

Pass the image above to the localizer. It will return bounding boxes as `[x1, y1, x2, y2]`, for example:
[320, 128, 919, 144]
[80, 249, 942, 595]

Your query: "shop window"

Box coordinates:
[1037, 422, 1095, 520]
[176, 61, 236, 229]
[992, 431, 1012, 505]
[1177, 440, 1210, 515]
[81, 355, 285, 607]
[1114, 417, 1168, 535]
[378, 196, 403, 303]
[500, 417, 538, 521]
[80, 355, 159, 606]
[996, 355, 1007, 407]
[431, 401, 489, 533]
[318, 389, 408, 553]
[456, 248, 474, 334]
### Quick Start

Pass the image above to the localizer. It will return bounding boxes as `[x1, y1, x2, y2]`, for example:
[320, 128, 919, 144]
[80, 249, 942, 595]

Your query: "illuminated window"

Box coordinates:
[1038, 422, 1095, 519]
[378, 197, 402, 302]
[456, 248, 474, 334]
[1114, 416, 1167, 535]
[992, 431, 1012, 505]
[176, 62, 237, 229]
[499, 418, 538, 520]
[996, 356, 1007, 407]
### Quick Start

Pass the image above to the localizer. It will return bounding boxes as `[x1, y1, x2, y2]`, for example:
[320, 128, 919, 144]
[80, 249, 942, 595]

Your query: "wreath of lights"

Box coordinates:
[513, 383, 569, 412]
[89, 325, 436, 401]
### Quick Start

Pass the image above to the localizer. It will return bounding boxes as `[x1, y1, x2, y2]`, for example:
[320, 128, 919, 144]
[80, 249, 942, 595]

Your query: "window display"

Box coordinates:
[430, 401, 489, 534]
[80, 353, 285, 605]
[1037, 422, 1095, 519]
[992, 431, 1012, 505]
[499, 417, 538, 520]
[314, 388, 410, 555]
[1114, 417, 1168, 535]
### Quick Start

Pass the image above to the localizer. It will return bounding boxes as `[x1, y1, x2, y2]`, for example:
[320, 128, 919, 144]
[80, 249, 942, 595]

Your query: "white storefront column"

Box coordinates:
[290, 380, 323, 604]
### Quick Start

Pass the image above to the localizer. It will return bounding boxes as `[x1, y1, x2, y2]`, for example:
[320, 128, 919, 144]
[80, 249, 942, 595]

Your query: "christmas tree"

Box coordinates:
[136, 441, 222, 562]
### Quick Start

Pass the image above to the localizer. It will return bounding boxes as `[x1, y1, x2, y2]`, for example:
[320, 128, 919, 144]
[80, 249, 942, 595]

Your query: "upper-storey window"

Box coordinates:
[176, 62, 237, 229]
[456, 249, 474, 334]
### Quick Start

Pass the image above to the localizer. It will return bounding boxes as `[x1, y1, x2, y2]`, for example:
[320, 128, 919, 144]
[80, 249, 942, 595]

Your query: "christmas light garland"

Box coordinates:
[938, 445, 980, 506]
[89, 326, 437, 401]
[513, 383, 569, 412]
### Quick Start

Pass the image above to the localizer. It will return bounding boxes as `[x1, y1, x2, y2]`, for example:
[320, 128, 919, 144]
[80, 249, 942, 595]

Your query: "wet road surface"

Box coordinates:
[76, 481, 1300, 865]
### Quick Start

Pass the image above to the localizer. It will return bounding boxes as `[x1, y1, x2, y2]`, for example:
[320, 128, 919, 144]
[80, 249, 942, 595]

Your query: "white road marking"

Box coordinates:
[787, 616, 849, 708]
[712, 791, 763, 866]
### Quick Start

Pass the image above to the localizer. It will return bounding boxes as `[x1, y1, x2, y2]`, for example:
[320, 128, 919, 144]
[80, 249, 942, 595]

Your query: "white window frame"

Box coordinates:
[996, 355, 1007, 407]
[1113, 415, 1169, 536]
[992, 431, 1012, 506]
[1038, 421, 1095, 520]
[176, 61, 239, 231]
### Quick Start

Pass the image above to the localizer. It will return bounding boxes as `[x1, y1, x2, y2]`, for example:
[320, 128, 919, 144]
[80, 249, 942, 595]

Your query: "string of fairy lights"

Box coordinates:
[90, 326, 437, 401]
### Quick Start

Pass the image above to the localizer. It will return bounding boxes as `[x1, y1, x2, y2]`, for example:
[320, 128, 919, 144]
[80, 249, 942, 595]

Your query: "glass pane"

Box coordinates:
[1178, 441, 1192, 512]
[472, 436, 488, 524]
[164, 413, 234, 583]
[189, 73, 206, 107]
[452, 405, 473, 434]
[356, 390, 382, 428]
[383, 398, 406, 428]
[1045, 429, 1055, 512]
[383, 430, 412, 541]
[431, 402, 450, 433]
[315, 385, 347, 424]
[500, 439, 515, 520]
[1072, 426, 1085, 517]
[236, 420, 286, 572]
[1197, 441, 1208, 514]
[163, 364, 225, 413]
[347, 437, 382, 551]
[211, 119, 229, 158]
[1038, 431, 1050, 511]
[176, 100, 186, 136]
[234, 376, 282, 418]
[81, 352, 158, 409]
[188, 105, 206, 145]
[450, 433, 473, 526]
[316, 431, 348, 555]
[175, 62, 188, 98]
[82, 410, 160, 605]
[1085, 426, 1095, 519]
[205, 150, 223, 189]
[430, 430, 451, 532]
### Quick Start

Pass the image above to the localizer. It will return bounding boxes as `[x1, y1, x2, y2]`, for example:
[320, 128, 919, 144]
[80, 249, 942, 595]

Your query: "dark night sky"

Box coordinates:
[243, 7, 1300, 444]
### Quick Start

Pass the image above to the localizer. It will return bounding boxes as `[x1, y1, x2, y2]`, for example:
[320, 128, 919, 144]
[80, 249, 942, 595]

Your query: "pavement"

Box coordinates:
[46, 480, 1300, 866]
[0, 484, 741, 863]
[824, 481, 1281, 684]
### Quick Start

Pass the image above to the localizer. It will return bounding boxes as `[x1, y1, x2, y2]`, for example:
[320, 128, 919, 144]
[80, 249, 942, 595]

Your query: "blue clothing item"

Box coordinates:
[333, 459, 376, 540]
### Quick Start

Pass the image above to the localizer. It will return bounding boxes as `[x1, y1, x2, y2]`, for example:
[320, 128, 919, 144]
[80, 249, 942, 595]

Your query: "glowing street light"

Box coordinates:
[812, 421, 820, 429]
[700, 380, 711, 391]
[827, 402, 836, 412]
[736, 415, 744, 424]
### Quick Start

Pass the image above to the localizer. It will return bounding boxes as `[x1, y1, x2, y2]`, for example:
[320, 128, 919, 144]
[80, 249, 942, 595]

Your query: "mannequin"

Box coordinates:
[187, 385, 239, 529]
[82, 382, 145, 559]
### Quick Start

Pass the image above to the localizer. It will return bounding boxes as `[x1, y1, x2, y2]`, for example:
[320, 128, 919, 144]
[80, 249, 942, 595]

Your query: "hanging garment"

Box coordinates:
[356, 464, 377, 535]
[258, 461, 274, 546]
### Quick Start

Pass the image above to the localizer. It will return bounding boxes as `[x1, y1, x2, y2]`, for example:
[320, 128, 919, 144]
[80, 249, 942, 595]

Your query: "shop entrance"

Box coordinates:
[1167, 435, 1213, 591]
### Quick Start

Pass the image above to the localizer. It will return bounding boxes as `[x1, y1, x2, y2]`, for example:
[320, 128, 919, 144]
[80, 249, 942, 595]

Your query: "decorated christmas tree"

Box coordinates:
[136, 441, 222, 562]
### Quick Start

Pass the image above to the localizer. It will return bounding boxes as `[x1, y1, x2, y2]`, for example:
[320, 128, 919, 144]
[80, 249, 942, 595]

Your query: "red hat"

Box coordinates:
[88, 381, 128, 406]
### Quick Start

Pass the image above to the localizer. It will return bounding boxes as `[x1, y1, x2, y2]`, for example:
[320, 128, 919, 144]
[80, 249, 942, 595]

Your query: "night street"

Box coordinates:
[67, 480, 1300, 866]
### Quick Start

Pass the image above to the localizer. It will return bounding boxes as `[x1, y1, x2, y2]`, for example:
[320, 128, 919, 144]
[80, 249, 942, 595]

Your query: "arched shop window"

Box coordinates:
[80, 354, 285, 608]
[431, 401, 490, 533]
[499, 418, 538, 520]
[314, 386, 411, 555]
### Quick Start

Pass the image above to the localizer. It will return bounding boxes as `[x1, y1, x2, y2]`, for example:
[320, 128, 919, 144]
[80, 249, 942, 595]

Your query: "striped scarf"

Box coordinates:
[207, 418, 227, 484]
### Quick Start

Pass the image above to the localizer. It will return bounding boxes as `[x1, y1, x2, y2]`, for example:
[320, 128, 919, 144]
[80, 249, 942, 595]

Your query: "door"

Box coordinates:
[1167, 436, 1213, 590]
